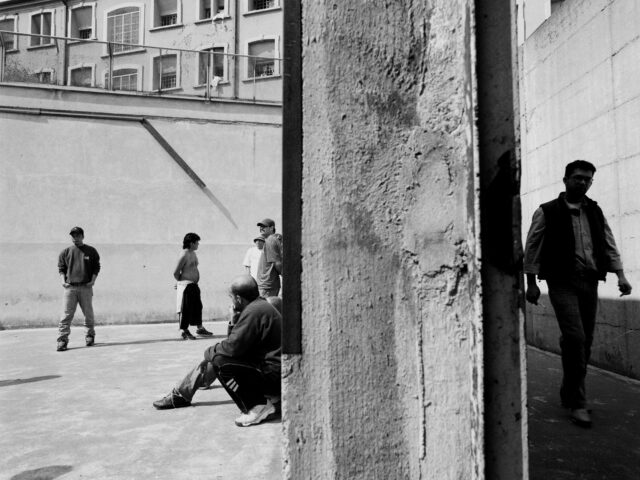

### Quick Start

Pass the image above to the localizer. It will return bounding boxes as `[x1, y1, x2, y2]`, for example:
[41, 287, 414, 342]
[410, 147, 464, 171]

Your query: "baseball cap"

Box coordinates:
[253, 236, 265, 242]
[257, 218, 275, 228]
[69, 226, 84, 236]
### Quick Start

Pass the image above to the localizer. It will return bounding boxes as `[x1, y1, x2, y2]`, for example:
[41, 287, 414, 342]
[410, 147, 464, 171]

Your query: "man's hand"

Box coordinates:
[526, 284, 541, 305]
[617, 272, 632, 297]
[62, 281, 70, 288]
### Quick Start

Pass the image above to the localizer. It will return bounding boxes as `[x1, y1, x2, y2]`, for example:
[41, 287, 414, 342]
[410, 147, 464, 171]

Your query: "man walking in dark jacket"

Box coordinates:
[57, 226, 101, 351]
[524, 160, 632, 427]
[153, 275, 281, 427]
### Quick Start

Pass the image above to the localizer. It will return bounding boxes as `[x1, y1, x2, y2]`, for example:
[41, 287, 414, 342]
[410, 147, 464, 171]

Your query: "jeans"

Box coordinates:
[547, 276, 598, 409]
[175, 351, 280, 413]
[58, 285, 95, 342]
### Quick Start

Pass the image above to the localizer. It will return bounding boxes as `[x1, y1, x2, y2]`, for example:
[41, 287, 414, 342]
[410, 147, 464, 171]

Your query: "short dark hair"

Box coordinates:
[182, 232, 201, 249]
[565, 160, 596, 178]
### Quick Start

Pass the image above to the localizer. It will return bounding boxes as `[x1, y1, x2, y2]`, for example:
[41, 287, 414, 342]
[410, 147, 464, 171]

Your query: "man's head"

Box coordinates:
[254, 236, 265, 250]
[182, 232, 201, 250]
[229, 274, 260, 312]
[563, 160, 596, 201]
[69, 226, 84, 246]
[257, 218, 276, 237]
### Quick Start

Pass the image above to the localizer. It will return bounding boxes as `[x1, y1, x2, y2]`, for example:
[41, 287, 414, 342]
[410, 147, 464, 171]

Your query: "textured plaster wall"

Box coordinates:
[284, 1, 483, 478]
[0, 86, 281, 327]
[520, 0, 640, 377]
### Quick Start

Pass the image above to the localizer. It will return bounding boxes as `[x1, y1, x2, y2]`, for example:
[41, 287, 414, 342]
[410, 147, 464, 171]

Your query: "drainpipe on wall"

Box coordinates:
[61, 0, 68, 86]
[233, 0, 239, 99]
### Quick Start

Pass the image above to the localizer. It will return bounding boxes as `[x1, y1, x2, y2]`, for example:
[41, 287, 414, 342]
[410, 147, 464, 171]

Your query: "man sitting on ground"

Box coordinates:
[153, 275, 281, 427]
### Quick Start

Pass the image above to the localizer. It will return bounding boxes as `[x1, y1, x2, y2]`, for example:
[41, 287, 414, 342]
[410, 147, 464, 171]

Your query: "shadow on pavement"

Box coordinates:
[10, 465, 73, 480]
[0, 375, 61, 387]
[91, 336, 226, 348]
[528, 347, 640, 480]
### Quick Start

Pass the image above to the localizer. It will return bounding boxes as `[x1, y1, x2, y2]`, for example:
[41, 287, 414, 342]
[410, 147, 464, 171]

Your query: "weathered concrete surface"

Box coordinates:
[0, 86, 281, 327]
[519, 0, 640, 377]
[284, 1, 487, 479]
[0, 323, 281, 479]
[528, 346, 640, 480]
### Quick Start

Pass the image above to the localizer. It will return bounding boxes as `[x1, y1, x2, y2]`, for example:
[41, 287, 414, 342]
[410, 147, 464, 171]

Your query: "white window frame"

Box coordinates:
[28, 9, 56, 48]
[195, 43, 228, 86]
[104, 64, 143, 91]
[245, 35, 280, 80]
[0, 15, 18, 51]
[149, 51, 180, 91]
[244, 0, 280, 14]
[150, 0, 182, 30]
[68, 2, 96, 41]
[67, 63, 96, 87]
[103, 3, 145, 56]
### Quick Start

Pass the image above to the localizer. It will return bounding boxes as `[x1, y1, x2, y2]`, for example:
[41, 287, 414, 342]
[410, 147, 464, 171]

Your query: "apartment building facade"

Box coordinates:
[0, 0, 282, 102]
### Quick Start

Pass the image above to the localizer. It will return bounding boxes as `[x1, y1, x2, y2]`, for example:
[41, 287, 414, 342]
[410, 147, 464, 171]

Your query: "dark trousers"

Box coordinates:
[547, 276, 598, 409]
[175, 352, 280, 413]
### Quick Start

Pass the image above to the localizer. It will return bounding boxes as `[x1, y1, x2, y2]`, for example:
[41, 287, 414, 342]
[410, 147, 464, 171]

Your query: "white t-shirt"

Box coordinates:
[243, 246, 263, 281]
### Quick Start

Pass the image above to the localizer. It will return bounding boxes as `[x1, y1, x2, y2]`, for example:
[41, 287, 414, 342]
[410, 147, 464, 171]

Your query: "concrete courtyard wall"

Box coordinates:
[0, 85, 281, 328]
[520, 0, 640, 378]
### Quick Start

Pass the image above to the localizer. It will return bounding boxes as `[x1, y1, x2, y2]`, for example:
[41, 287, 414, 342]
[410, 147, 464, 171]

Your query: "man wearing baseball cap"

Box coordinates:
[256, 218, 282, 298]
[56, 226, 101, 351]
[243, 236, 266, 281]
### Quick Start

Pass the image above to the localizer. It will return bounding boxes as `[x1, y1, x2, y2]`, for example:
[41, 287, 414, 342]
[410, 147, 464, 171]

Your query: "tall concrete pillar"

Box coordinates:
[282, 1, 525, 478]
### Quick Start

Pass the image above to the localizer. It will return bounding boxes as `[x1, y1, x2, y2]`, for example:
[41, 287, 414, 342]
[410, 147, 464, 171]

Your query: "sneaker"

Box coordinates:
[235, 400, 276, 427]
[56, 341, 68, 352]
[181, 330, 196, 340]
[570, 408, 592, 428]
[153, 392, 191, 410]
[196, 326, 213, 337]
[85, 336, 95, 347]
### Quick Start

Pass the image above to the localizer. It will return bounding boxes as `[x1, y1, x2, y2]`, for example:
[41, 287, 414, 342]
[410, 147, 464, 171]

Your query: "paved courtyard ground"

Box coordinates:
[0, 323, 281, 480]
[2, 324, 639, 479]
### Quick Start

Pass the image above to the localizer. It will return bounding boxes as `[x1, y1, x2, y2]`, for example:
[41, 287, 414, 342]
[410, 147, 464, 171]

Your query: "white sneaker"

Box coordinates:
[235, 400, 276, 427]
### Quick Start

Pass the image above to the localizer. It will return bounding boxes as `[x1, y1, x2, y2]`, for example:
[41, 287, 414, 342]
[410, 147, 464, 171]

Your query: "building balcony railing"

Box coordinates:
[0, 31, 283, 103]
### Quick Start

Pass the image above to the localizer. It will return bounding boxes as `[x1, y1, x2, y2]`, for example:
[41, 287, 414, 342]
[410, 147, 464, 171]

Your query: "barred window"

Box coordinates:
[154, 0, 179, 28]
[107, 68, 138, 91]
[107, 7, 140, 53]
[153, 54, 178, 90]
[249, 0, 275, 11]
[71, 5, 93, 40]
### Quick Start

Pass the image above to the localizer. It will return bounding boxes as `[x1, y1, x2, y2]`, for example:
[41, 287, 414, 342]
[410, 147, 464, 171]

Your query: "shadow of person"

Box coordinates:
[0, 375, 61, 388]
[10, 465, 73, 480]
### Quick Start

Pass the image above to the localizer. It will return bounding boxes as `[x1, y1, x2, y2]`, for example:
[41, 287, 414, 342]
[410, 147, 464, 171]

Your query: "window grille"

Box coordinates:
[107, 8, 140, 53]
[160, 14, 177, 26]
[78, 28, 92, 39]
[160, 73, 176, 89]
[251, 0, 274, 10]
[110, 69, 138, 91]
[204, 7, 211, 18]
[38, 71, 52, 83]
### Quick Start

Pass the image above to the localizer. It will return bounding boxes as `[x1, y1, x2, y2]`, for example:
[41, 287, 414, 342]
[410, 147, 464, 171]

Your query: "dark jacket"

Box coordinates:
[538, 193, 607, 281]
[208, 297, 281, 374]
